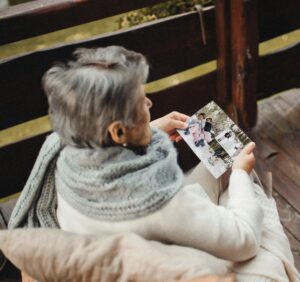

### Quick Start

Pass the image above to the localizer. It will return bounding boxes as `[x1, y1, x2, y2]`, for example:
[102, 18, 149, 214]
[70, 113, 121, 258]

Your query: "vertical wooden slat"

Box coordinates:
[230, 0, 258, 129]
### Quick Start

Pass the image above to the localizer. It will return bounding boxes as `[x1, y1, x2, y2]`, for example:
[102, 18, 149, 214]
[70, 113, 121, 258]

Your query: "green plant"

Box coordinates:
[118, 0, 213, 28]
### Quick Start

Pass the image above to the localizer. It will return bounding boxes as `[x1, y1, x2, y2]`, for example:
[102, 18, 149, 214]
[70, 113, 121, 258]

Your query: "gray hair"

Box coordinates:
[42, 46, 149, 148]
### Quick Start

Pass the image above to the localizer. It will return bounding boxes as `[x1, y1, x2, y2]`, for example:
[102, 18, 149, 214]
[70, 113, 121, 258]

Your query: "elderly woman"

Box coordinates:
[9, 46, 299, 281]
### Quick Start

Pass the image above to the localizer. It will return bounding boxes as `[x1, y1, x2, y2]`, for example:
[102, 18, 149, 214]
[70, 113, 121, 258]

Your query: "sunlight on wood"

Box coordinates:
[145, 61, 216, 93]
[259, 29, 300, 55]
[0, 192, 20, 204]
[0, 116, 51, 148]
[0, 14, 122, 60]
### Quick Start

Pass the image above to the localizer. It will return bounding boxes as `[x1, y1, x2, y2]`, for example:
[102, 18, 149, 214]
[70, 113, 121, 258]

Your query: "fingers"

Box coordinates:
[168, 111, 190, 130]
[170, 111, 190, 122]
[151, 112, 189, 135]
[242, 142, 256, 155]
[169, 119, 189, 130]
[233, 142, 256, 173]
[169, 132, 183, 142]
[169, 134, 177, 142]
[175, 135, 183, 142]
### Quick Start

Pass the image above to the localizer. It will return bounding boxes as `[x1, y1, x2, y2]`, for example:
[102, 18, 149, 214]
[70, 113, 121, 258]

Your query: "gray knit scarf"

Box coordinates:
[8, 128, 183, 229]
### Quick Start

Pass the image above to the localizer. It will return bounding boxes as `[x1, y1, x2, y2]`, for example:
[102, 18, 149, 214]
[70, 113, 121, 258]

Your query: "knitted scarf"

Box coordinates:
[8, 129, 183, 228]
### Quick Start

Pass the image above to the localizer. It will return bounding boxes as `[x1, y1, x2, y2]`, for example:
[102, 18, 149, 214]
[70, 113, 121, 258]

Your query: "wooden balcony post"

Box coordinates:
[215, 0, 258, 129]
[231, 0, 258, 130]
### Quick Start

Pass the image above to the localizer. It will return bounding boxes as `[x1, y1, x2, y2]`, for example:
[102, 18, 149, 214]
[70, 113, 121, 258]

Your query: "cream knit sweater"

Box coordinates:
[57, 168, 262, 261]
[57, 164, 300, 281]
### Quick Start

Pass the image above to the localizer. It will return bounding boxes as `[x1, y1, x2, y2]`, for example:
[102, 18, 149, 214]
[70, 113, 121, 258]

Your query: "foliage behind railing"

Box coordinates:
[118, 0, 212, 28]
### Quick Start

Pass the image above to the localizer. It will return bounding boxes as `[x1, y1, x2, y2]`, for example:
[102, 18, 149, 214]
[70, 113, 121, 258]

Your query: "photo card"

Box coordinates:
[177, 101, 252, 178]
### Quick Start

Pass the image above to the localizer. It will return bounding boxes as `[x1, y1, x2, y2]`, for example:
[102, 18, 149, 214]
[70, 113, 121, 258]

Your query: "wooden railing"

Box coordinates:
[0, 9, 216, 130]
[0, 0, 164, 45]
[0, 0, 299, 198]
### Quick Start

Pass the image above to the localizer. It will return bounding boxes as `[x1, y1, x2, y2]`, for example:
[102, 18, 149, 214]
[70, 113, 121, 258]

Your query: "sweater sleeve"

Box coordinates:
[159, 169, 263, 262]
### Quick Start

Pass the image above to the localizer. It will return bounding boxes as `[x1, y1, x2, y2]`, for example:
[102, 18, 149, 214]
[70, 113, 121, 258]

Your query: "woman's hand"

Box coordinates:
[150, 111, 189, 142]
[232, 142, 256, 173]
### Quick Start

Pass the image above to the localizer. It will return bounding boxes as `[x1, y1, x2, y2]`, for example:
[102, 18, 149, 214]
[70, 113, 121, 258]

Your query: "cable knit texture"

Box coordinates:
[8, 128, 183, 228]
[55, 128, 183, 221]
[8, 133, 61, 229]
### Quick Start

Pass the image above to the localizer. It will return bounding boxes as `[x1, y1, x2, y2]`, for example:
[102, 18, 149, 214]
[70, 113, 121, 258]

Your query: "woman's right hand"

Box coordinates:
[232, 142, 256, 173]
[150, 111, 189, 142]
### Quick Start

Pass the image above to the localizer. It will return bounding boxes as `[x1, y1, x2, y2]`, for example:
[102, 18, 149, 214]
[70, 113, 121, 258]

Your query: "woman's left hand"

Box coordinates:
[150, 111, 189, 142]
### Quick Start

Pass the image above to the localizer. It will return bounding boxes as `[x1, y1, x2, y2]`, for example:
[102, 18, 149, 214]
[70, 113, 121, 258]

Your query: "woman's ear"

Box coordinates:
[107, 121, 127, 145]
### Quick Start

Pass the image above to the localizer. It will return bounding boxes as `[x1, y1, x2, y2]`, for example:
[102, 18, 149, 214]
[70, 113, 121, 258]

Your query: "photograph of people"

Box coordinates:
[184, 114, 215, 147]
[177, 101, 254, 178]
[204, 117, 215, 142]
[184, 117, 205, 147]
[216, 129, 244, 157]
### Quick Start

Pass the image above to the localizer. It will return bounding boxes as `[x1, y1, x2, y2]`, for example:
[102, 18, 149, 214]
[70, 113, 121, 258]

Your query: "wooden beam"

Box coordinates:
[230, 0, 258, 130]
[215, 0, 258, 129]
[0, 0, 165, 45]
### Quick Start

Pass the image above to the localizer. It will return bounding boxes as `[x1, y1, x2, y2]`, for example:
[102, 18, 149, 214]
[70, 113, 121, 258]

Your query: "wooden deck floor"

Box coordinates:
[248, 88, 300, 271]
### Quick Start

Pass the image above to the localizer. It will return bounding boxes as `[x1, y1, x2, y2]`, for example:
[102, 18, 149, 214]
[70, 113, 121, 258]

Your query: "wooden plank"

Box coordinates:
[250, 127, 300, 212]
[0, 10, 216, 130]
[279, 89, 300, 111]
[257, 43, 300, 99]
[230, 0, 258, 130]
[255, 128, 300, 167]
[254, 96, 300, 162]
[0, 133, 48, 198]
[258, 0, 300, 42]
[0, 0, 164, 45]
[273, 191, 300, 243]
[249, 91, 300, 213]
[254, 147, 300, 210]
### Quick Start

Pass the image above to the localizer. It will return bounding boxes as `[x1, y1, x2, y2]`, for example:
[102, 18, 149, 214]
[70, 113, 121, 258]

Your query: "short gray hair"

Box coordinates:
[42, 46, 149, 148]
